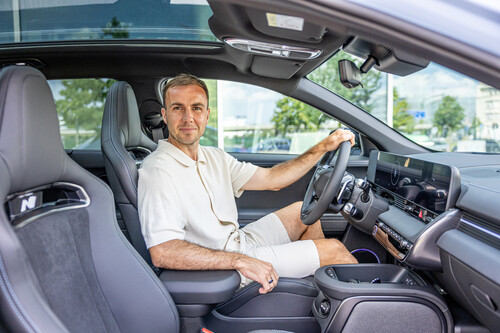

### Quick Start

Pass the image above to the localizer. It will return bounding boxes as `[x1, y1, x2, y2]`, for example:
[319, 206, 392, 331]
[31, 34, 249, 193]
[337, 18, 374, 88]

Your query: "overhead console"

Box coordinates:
[207, 0, 347, 79]
[366, 151, 461, 270]
[224, 38, 322, 60]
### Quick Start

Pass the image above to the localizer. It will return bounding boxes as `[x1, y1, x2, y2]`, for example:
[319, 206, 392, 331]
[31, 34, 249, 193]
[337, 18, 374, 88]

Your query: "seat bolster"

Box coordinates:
[102, 141, 139, 206]
[0, 207, 70, 333]
[101, 81, 157, 207]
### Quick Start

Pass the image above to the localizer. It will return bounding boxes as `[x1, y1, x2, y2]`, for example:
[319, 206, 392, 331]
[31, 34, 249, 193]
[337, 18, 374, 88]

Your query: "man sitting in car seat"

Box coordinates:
[138, 74, 357, 294]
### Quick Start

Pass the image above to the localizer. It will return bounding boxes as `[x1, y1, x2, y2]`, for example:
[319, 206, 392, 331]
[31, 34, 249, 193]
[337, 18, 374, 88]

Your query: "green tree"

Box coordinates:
[272, 52, 383, 135]
[272, 97, 317, 136]
[470, 116, 481, 139]
[56, 79, 114, 132]
[393, 87, 415, 133]
[205, 79, 218, 129]
[433, 95, 465, 137]
[101, 17, 130, 39]
[307, 52, 382, 113]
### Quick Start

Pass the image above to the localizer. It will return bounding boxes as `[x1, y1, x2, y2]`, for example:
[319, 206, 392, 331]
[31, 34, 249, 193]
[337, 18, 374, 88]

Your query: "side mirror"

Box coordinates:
[338, 60, 362, 88]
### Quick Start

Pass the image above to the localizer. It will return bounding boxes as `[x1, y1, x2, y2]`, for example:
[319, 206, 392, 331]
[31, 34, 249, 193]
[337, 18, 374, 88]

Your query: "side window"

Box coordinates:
[48, 79, 115, 150]
[200, 79, 219, 147]
[203, 80, 360, 155]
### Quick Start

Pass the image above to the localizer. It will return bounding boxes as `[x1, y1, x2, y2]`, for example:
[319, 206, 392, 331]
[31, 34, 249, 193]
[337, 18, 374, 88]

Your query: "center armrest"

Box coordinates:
[160, 270, 241, 304]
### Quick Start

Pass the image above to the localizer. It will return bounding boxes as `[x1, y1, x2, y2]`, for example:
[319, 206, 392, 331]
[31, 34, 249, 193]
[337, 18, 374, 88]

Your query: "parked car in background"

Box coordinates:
[253, 138, 291, 153]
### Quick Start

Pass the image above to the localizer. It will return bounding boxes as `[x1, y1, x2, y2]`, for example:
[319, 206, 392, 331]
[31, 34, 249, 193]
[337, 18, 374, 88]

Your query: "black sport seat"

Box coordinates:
[0, 66, 179, 332]
[101, 81, 157, 264]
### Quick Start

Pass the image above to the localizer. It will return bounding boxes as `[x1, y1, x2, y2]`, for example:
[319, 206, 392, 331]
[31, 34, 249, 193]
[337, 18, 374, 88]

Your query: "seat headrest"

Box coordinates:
[102, 81, 156, 150]
[0, 66, 67, 194]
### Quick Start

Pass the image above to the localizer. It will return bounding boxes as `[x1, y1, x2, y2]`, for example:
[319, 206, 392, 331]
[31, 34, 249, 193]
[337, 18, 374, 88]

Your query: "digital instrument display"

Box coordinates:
[368, 152, 453, 222]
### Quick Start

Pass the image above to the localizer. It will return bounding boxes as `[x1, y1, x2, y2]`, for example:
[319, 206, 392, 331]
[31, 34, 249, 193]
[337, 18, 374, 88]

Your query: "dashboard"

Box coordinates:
[368, 151, 460, 222]
[364, 151, 462, 268]
[357, 150, 500, 331]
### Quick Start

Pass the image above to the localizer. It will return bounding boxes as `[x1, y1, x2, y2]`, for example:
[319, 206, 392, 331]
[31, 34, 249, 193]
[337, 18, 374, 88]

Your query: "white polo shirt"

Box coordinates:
[138, 140, 258, 250]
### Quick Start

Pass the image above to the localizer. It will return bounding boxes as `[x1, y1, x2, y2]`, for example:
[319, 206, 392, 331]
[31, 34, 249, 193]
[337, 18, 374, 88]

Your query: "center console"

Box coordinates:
[318, 151, 461, 332]
[312, 264, 453, 333]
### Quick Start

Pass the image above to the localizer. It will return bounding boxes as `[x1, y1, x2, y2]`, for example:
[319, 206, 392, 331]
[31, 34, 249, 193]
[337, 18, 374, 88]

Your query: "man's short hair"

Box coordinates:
[162, 73, 209, 108]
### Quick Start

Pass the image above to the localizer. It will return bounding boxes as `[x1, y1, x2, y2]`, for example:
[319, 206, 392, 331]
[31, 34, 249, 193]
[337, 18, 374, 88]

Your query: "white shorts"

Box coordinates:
[225, 213, 320, 286]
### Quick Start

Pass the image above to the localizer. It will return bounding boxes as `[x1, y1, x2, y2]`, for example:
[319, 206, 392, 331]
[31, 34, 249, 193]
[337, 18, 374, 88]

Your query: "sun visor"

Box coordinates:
[251, 56, 303, 79]
[246, 8, 326, 43]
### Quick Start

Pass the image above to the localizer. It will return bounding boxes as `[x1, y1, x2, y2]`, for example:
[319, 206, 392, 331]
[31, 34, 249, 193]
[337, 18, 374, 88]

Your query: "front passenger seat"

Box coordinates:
[0, 66, 179, 333]
[101, 81, 156, 264]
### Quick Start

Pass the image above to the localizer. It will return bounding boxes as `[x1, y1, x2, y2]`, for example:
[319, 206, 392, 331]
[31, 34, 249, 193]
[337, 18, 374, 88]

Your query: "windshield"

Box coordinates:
[0, 0, 216, 43]
[309, 51, 500, 153]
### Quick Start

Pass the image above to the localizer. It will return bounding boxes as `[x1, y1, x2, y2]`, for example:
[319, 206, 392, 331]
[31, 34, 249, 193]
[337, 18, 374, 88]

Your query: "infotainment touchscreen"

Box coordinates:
[367, 151, 456, 222]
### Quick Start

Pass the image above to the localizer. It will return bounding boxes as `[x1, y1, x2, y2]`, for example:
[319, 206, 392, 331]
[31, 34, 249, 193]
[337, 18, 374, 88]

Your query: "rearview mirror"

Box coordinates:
[338, 60, 362, 88]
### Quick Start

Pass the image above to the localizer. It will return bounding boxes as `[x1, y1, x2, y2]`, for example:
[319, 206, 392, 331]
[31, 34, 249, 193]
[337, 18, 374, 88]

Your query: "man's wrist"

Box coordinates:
[309, 141, 327, 156]
[230, 252, 244, 270]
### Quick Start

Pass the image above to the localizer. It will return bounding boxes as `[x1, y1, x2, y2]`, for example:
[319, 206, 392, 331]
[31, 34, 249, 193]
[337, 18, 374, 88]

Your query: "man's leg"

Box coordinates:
[313, 238, 357, 265]
[274, 201, 325, 241]
[274, 201, 358, 265]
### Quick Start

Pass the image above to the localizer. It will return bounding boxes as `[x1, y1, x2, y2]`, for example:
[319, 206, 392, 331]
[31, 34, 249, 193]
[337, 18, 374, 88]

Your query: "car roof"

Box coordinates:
[0, 0, 498, 94]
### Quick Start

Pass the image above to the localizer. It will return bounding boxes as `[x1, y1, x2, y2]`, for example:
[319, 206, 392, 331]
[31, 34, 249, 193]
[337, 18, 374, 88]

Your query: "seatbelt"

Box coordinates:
[143, 112, 166, 143]
[151, 127, 164, 143]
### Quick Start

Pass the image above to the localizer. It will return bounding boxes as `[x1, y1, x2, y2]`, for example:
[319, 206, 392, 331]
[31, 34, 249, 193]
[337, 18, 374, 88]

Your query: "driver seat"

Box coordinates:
[99, 81, 320, 332]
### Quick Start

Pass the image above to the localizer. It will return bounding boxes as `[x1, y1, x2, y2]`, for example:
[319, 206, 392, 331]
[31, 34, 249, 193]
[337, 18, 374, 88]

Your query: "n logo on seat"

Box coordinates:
[7, 191, 43, 221]
[20, 195, 37, 212]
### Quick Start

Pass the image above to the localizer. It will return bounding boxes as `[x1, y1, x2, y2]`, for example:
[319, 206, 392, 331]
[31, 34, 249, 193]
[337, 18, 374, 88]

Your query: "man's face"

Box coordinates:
[162, 84, 210, 147]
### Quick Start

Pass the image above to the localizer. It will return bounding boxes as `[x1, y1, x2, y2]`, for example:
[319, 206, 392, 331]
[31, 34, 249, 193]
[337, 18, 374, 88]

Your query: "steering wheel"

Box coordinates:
[301, 141, 351, 225]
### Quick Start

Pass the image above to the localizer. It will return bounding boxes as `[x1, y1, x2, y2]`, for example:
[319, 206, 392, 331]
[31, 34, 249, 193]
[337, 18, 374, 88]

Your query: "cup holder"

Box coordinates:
[350, 248, 381, 263]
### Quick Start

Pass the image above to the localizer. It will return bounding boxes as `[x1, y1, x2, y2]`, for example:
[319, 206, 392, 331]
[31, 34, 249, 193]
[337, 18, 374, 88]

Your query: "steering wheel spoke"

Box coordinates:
[301, 141, 351, 225]
[301, 200, 317, 219]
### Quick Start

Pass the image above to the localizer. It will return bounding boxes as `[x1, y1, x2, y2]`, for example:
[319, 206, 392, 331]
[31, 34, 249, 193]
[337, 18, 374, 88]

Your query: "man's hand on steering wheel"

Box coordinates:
[316, 128, 355, 153]
[301, 129, 355, 225]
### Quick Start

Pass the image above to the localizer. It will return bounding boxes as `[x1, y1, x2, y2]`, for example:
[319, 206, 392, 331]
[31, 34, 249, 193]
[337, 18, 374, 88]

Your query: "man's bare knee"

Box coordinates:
[274, 201, 302, 219]
[274, 201, 307, 241]
[313, 238, 358, 266]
